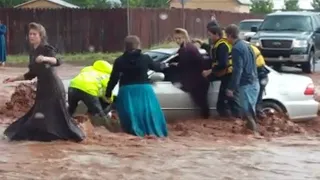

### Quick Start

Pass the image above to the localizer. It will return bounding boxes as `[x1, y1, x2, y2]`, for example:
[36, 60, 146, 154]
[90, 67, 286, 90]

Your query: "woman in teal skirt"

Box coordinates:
[105, 35, 168, 137]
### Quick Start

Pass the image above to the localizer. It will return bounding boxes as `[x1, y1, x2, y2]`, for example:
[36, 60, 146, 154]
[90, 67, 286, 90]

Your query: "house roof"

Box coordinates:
[236, 0, 251, 5]
[14, 0, 79, 8]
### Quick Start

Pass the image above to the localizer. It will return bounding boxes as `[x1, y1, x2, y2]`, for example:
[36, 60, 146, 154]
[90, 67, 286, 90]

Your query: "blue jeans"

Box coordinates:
[238, 81, 260, 131]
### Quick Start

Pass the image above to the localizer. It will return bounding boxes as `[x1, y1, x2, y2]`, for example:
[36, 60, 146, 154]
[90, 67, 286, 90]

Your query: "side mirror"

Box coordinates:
[149, 72, 165, 82]
[316, 27, 320, 33]
[251, 26, 258, 32]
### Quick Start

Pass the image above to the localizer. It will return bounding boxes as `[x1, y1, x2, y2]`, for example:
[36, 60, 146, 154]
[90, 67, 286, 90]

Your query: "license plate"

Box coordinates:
[278, 56, 283, 60]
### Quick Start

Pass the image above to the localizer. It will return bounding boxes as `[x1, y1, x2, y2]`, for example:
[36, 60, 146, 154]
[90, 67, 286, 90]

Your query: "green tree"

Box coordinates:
[312, 0, 320, 11]
[120, 0, 169, 8]
[284, 0, 299, 11]
[250, 0, 274, 14]
[65, 0, 95, 8]
[0, 0, 27, 7]
[93, 0, 121, 8]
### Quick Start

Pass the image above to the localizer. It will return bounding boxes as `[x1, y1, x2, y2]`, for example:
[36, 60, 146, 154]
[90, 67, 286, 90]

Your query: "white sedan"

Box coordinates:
[63, 48, 319, 121]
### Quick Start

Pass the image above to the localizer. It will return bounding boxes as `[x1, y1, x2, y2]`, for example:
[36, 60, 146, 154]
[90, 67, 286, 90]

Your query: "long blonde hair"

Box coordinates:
[174, 28, 190, 42]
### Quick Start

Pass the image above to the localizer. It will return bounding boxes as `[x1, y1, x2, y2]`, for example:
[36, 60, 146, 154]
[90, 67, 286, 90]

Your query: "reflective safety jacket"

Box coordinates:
[69, 60, 112, 97]
[250, 44, 265, 67]
[212, 38, 233, 75]
[249, 44, 269, 79]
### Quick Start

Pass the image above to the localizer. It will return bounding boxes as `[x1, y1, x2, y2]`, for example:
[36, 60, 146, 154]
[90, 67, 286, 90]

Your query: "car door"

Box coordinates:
[152, 81, 195, 121]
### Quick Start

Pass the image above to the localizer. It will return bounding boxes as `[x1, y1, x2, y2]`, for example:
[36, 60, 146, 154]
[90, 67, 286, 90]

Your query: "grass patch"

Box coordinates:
[7, 52, 122, 66]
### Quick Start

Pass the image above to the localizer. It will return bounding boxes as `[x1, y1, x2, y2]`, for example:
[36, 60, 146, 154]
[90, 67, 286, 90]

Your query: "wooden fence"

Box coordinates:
[0, 8, 263, 54]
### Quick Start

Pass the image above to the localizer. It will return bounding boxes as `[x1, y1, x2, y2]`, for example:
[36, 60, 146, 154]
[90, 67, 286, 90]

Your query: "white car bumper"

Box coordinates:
[284, 99, 318, 121]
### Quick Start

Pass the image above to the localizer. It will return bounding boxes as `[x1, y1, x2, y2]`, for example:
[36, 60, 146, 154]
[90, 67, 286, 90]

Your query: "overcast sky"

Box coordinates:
[268, 0, 313, 9]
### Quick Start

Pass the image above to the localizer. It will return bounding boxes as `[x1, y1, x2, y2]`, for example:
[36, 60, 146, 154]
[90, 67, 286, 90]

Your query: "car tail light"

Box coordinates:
[304, 83, 315, 95]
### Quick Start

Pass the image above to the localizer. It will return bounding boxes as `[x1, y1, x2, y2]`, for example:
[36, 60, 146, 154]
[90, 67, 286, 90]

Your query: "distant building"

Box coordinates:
[14, 0, 79, 9]
[168, 0, 251, 13]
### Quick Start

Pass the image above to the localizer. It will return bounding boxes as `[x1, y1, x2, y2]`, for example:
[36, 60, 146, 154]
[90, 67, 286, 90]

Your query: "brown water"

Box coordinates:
[0, 66, 319, 180]
[0, 125, 319, 180]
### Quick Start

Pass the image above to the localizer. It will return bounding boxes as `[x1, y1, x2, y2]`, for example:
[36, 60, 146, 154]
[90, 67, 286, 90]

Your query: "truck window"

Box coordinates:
[239, 21, 262, 31]
[259, 15, 312, 31]
[313, 15, 320, 29]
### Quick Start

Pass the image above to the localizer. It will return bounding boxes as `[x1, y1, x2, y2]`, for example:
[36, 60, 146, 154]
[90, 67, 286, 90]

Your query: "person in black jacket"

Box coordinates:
[105, 35, 168, 137]
[194, 26, 241, 118]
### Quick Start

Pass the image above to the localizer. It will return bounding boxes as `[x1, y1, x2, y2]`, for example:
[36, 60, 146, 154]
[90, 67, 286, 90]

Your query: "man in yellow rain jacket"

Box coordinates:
[68, 60, 113, 120]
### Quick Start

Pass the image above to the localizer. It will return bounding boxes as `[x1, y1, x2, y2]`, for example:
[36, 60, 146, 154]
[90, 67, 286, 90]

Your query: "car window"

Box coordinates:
[313, 15, 320, 29]
[144, 51, 170, 62]
[239, 21, 262, 31]
[259, 15, 313, 31]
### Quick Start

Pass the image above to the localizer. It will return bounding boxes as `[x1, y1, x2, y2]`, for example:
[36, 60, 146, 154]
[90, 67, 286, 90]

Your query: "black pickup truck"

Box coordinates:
[250, 11, 320, 73]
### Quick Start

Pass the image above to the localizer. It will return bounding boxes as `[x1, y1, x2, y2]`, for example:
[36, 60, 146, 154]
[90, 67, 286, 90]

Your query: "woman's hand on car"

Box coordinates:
[170, 62, 178, 66]
[202, 69, 212, 77]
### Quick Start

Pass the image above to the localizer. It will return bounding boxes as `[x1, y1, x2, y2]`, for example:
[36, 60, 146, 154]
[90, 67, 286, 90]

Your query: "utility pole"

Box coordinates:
[180, 0, 188, 28]
[126, 0, 131, 35]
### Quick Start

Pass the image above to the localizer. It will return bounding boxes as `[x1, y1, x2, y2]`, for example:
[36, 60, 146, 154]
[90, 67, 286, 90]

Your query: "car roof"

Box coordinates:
[149, 48, 207, 55]
[268, 11, 318, 16]
[240, 19, 264, 22]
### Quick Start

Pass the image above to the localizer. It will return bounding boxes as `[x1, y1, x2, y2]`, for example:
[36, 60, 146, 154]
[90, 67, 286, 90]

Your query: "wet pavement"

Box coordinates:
[0, 65, 319, 180]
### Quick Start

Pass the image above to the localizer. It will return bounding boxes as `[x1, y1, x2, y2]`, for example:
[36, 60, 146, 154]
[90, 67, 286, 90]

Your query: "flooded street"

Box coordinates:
[0, 66, 319, 180]
[0, 125, 319, 180]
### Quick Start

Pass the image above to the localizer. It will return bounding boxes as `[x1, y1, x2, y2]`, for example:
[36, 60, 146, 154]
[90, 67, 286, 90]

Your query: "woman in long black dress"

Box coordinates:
[3, 22, 85, 142]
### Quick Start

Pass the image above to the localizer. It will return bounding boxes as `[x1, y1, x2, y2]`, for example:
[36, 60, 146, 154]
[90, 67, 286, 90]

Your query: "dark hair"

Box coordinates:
[225, 24, 239, 39]
[206, 20, 219, 29]
[124, 35, 141, 51]
[207, 26, 223, 37]
[28, 22, 47, 44]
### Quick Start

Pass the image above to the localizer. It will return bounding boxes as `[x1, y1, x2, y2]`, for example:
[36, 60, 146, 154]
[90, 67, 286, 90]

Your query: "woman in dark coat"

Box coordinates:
[3, 22, 85, 142]
[173, 28, 210, 119]
[105, 35, 168, 137]
[0, 23, 6, 66]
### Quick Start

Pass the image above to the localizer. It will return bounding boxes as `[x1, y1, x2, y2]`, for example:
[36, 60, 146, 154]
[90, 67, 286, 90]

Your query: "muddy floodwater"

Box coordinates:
[0, 66, 319, 180]
[0, 125, 319, 180]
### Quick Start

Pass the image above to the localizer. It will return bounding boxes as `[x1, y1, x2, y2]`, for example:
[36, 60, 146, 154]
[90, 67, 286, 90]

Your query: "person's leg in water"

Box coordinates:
[189, 81, 210, 119]
[228, 90, 242, 119]
[67, 87, 81, 116]
[238, 82, 260, 132]
[256, 77, 268, 118]
[216, 75, 232, 118]
[74, 91, 113, 130]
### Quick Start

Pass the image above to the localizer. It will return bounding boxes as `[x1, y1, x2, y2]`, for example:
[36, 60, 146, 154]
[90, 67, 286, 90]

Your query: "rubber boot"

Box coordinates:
[246, 116, 257, 132]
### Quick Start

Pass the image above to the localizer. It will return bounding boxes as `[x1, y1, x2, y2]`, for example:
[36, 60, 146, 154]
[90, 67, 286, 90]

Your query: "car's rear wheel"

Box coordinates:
[260, 101, 286, 116]
[302, 50, 315, 74]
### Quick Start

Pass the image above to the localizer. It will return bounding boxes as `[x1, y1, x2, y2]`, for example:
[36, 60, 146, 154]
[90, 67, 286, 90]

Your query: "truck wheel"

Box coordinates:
[302, 51, 315, 74]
